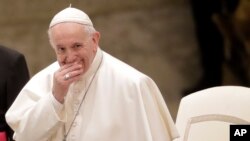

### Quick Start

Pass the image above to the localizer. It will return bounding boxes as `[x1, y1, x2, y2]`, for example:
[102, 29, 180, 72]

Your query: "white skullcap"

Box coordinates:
[49, 7, 93, 28]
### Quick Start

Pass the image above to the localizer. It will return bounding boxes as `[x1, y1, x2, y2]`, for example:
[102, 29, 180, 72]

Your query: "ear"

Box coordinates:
[93, 32, 100, 43]
[92, 31, 100, 51]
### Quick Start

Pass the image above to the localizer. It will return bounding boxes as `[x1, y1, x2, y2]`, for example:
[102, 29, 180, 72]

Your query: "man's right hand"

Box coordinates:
[52, 62, 83, 103]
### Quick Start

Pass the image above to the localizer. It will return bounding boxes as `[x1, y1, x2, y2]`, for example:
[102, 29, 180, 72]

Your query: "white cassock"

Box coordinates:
[5, 48, 179, 141]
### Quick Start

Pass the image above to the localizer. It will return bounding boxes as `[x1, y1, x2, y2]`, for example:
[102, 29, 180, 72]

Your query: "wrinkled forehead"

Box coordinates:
[48, 23, 92, 48]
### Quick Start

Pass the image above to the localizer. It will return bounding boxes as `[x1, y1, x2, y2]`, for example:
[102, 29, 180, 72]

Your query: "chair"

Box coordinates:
[174, 86, 250, 141]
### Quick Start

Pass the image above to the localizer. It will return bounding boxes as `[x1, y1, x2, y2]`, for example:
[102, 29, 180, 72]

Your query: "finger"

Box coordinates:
[59, 63, 74, 72]
[64, 73, 71, 81]
[64, 68, 83, 81]
[61, 64, 83, 75]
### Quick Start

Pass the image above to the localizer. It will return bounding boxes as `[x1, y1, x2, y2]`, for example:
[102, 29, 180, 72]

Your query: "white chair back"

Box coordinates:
[174, 86, 250, 141]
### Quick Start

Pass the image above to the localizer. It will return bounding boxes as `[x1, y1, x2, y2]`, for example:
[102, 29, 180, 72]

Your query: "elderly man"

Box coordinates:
[5, 7, 178, 141]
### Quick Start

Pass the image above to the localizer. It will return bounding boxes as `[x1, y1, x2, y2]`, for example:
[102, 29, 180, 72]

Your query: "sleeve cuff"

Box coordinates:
[49, 92, 66, 121]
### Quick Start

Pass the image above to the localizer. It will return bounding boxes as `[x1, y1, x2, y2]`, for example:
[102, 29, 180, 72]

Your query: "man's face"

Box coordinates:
[49, 22, 99, 75]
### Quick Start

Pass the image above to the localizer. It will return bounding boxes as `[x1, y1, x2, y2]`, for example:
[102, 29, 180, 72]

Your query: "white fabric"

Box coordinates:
[174, 86, 250, 141]
[6, 48, 179, 141]
[49, 7, 93, 28]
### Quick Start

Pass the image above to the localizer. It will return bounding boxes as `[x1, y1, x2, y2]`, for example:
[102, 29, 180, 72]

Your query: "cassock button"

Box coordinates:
[71, 134, 76, 140]
[72, 122, 77, 127]
[73, 89, 80, 94]
[75, 100, 80, 105]
[73, 107, 78, 113]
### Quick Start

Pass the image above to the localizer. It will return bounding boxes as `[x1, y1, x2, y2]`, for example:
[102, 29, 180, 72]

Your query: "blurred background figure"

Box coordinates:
[0, 45, 29, 141]
[212, 0, 250, 86]
[186, 0, 250, 95]
[185, 0, 224, 95]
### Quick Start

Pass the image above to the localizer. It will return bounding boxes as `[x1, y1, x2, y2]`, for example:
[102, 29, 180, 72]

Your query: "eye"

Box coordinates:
[56, 47, 65, 54]
[76, 44, 82, 48]
[74, 43, 83, 49]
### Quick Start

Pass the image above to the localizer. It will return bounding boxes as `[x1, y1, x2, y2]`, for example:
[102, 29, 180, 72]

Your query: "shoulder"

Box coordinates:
[100, 52, 161, 95]
[0, 45, 21, 56]
[0, 46, 25, 66]
[24, 62, 59, 92]
[102, 51, 151, 83]
[31, 62, 59, 81]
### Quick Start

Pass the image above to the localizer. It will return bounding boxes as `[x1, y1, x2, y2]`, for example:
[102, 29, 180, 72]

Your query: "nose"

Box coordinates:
[65, 50, 77, 64]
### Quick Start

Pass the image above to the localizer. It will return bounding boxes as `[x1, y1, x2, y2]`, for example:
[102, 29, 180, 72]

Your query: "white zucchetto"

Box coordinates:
[49, 7, 93, 28]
